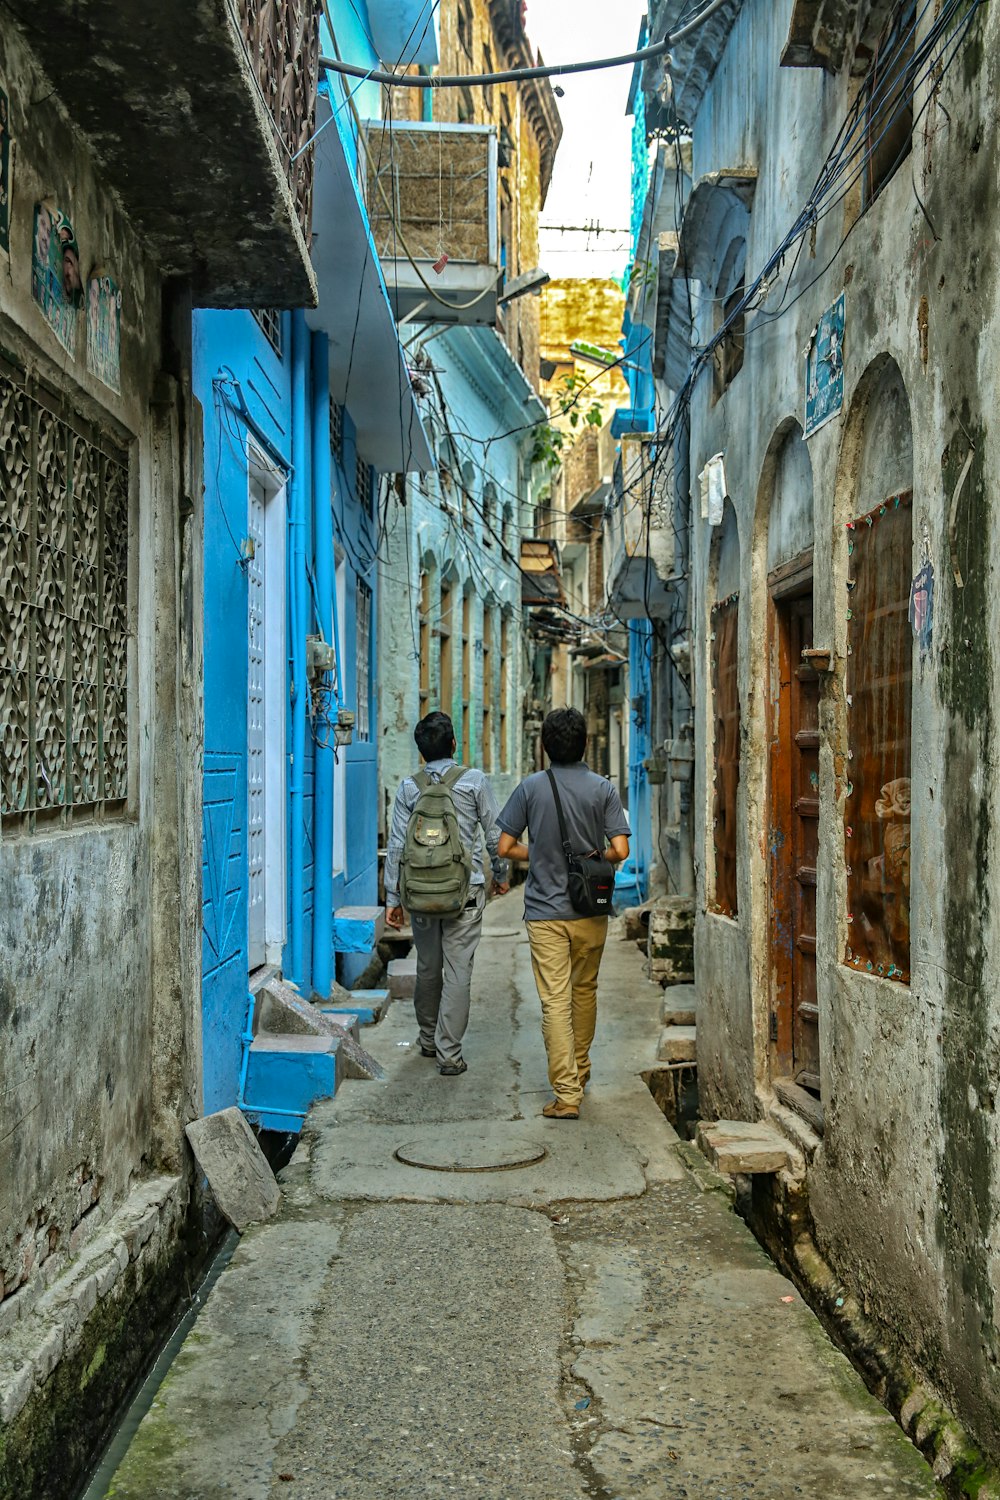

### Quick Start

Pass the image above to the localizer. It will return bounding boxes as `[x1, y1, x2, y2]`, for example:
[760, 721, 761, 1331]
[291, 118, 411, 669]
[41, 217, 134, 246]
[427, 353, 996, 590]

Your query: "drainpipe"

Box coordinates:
[311, 331, 335, 999]
[288, 311, 309, 985]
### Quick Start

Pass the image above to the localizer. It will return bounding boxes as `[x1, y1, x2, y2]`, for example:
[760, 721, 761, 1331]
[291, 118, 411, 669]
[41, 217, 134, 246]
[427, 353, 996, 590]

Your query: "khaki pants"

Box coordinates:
[525, 916, 609, 1107]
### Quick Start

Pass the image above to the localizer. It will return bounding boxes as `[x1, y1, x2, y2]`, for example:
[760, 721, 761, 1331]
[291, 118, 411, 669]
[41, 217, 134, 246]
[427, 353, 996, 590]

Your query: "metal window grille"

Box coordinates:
[355, 578, 372, 741]
[330, 397, 343, 463]
[356, 454, 372, 516]
[0, 359, 130, 830]
[252, 307, 284, 357]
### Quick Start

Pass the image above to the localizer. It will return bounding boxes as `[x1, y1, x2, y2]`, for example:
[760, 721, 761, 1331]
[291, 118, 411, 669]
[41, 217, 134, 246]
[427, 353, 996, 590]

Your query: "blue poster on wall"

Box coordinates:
[804, 292, 845, 438]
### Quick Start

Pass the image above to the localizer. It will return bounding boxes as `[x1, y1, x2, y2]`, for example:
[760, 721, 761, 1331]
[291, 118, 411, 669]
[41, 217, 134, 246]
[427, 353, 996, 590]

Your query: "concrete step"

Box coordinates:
[387, 955, 417, 1000]
[321, 988, 390, 1026]
[656, 1024, 696, 1063]
[243, 1034, 341, 1132]
[333, 905, 386, 954]
[660, 984, 697, 1027]
[768, 1102, 822, 1166]
[382, 926, 413, 944]
[696, 1119, 802, 1176]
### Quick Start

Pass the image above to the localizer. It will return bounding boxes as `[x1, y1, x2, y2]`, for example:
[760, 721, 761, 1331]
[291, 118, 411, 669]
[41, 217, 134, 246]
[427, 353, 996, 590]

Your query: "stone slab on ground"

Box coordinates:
[656, 1022, 697, 1061]
[184, 1108, 279, 1232]
[698, 1117, 801, 1175]
[387, 954, 417, 999]
[258, 976, 350, 1040]
[660, 983, 697, 1026]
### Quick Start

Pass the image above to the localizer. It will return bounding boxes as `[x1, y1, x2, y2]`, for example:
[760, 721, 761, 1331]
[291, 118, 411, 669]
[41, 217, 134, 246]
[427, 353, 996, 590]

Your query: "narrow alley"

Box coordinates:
[102, 899, 939, 1500]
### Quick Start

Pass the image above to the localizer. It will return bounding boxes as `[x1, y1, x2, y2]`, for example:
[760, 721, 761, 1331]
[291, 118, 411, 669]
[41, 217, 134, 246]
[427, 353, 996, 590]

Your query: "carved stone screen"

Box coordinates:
[844, 493, 912, 982]
[1, 360, 129, 829]
[711, 593, 740, 918]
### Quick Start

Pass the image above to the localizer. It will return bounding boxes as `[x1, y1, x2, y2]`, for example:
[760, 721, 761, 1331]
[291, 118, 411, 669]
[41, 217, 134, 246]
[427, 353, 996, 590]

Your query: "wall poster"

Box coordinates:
[804, 291, 845, 438]
[87, 273, 122, 392]
[32, 200, 82, 354]
[0, 87, 10, 253]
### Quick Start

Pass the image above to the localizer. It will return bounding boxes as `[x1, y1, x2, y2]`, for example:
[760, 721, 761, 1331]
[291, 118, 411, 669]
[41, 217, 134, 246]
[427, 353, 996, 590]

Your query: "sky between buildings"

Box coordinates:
[528, 0, 648, 283]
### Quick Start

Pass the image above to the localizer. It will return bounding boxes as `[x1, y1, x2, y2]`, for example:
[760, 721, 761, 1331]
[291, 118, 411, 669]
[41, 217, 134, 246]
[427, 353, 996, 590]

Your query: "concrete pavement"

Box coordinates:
[104, 894, 941, 1499]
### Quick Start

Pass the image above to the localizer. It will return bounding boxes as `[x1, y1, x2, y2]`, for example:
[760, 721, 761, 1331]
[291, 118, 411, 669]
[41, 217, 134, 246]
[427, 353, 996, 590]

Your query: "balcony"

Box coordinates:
[17, 0, 320, 307]
[362, 122, 500, 325]
[604, 434, 675, 619]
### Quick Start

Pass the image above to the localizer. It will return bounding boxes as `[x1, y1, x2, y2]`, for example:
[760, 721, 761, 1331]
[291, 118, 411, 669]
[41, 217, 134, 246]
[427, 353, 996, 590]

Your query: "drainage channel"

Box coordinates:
[77, 1227, 240, 1500]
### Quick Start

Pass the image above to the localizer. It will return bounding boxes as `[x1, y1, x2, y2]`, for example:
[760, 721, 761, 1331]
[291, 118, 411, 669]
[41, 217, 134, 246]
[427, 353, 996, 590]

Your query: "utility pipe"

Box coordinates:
[311, 331, 335, 999]
[288, 310, 310, 985]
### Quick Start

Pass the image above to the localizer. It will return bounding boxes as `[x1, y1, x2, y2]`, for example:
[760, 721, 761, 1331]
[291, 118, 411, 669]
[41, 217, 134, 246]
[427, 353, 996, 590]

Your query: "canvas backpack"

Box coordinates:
[400, 765, 473, 916]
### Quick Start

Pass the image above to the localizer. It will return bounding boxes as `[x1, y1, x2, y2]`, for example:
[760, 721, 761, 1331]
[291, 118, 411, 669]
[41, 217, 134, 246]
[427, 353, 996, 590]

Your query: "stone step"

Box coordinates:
[696, 1119, 802, 1176]
[656, 1024, 696, 1063]
[660, 984, 697, 1027]
[387, 955, 417, 1000]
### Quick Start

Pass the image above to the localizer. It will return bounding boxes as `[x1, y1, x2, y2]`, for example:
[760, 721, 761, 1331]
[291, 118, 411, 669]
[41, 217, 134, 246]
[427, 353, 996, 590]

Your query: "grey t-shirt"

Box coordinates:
[497, 763, 631, 921]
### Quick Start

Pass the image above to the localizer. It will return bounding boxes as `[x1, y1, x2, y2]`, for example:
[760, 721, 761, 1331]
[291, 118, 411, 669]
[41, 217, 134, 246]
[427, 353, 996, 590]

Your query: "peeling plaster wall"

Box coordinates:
[683, 0, 1000, 1453]
[0, 20, 200, 1332]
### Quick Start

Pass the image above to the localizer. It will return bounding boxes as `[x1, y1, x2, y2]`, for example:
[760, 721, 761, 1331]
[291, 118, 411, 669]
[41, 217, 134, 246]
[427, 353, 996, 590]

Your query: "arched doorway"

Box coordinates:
[760, 422, 819, 1088]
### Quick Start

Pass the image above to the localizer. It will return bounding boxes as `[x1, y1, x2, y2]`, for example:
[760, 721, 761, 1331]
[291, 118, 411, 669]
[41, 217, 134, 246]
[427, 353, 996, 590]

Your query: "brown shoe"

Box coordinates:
[542, 1099, 580, 1120]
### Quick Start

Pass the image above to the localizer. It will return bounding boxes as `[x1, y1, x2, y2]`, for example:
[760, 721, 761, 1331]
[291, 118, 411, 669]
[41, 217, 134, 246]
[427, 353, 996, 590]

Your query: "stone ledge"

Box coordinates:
[656, 1024, 697, 1062]
[696, 1119, 802, 1176]
[0, 1174, 184, 1428]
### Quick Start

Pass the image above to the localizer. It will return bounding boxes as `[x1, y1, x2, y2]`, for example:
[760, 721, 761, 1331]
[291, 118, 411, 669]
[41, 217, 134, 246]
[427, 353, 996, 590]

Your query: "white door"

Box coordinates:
[247, 474, 267, 969]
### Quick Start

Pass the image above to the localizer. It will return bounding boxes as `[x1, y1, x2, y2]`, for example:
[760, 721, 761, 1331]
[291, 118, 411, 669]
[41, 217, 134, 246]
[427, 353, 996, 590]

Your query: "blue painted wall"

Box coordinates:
[196, 309, 381, 1111]
[196, 309, 292, 1114]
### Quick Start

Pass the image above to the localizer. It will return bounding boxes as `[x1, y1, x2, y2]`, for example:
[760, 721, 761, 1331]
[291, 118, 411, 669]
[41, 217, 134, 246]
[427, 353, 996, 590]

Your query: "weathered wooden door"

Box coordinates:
[769, 577, 820, 1088]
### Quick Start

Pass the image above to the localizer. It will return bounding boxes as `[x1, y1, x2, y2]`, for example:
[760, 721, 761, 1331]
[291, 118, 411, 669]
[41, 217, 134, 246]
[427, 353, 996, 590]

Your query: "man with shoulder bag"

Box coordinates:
[497, 707, 630, 1119]
[384, 711, 509, 1075]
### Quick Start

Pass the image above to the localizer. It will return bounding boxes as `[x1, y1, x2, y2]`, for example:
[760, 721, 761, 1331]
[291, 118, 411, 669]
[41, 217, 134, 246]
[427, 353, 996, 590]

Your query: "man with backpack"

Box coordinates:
[497, 707, 631, 1119]
[384, 711, 509, 1075]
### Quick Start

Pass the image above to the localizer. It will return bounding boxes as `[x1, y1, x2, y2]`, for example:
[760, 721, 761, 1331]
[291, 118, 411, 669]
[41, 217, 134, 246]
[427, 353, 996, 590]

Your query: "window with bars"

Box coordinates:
[844, 493, 912, 982]
[356, 454, 372, 516]
[355, 578, 372, 742]
[330, 398, 344, 464]
[0, 361, 130, 830]
[710, 594, 740, 917]
[252, 307, 284, 358]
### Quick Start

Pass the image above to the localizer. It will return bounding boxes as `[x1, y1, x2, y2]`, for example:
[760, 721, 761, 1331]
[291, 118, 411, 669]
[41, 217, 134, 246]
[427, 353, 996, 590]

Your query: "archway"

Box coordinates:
[837, 357, 914, 987]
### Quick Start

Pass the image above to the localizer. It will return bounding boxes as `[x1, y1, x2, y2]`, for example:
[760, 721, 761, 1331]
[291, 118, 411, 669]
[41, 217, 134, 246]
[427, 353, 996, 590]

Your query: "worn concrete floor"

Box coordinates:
[105, 895, 941, 1500]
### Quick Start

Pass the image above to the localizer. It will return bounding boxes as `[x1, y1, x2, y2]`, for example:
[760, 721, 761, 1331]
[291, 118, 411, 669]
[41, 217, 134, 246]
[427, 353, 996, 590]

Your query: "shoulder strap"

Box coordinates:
[413, 770, 430, 791]
[442, 765, 467, 790]
[546, 769, 575, 863]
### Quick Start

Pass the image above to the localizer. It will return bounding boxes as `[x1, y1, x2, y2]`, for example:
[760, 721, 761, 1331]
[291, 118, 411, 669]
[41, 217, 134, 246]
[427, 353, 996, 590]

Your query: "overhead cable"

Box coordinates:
[318, 0, 732, 89]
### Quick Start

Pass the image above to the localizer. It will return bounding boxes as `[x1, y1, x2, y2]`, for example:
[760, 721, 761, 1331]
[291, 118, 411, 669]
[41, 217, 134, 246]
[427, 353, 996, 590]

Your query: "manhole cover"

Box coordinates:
[394, 1138, 548, 1173]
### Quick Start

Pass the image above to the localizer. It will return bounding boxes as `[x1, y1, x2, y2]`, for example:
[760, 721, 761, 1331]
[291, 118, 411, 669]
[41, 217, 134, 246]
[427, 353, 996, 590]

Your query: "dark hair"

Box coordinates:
[414, 710, 455, 762]
[542, 706, 587, 765]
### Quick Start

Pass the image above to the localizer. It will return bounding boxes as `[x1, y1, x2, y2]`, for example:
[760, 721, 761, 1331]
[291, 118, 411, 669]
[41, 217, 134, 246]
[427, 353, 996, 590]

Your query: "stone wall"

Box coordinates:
[681, 0, 1000, 1459]
[0, 15, 203, 1483]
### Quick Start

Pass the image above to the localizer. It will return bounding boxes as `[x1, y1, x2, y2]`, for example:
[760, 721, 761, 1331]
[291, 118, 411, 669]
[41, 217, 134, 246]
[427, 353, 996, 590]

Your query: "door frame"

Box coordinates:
[248, 445, 287, 967]
[766, 547, 816, 1083]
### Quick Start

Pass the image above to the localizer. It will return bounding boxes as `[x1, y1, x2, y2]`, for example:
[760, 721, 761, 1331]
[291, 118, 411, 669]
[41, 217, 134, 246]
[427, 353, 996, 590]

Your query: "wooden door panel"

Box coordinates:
[769, 587, 820, 1086]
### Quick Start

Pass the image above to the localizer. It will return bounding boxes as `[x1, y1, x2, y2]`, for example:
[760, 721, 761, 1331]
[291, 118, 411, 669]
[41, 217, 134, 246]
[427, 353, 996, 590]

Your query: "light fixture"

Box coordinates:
[498, 268, 550, 306]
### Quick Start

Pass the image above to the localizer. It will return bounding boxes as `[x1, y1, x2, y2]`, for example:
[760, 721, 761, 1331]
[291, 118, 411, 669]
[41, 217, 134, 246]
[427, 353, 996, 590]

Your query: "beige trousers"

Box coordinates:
[525, 916, 609, 1107]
